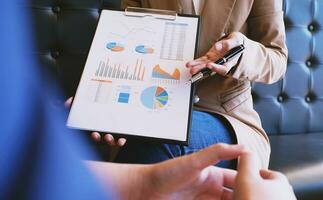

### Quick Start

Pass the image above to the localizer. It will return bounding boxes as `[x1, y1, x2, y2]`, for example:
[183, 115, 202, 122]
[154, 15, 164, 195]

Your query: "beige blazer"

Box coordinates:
[122, 0, 288, 168]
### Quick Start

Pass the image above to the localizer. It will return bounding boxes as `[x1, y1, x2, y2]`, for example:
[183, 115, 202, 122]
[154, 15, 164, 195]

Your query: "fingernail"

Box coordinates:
[118, 139, 126, 146]
[215, 43, 222, 51]
[94, 134, 100, 141]
[104, 134, 112, 142]
[108, 135, 113, 141]
[92, 132, 101, 141]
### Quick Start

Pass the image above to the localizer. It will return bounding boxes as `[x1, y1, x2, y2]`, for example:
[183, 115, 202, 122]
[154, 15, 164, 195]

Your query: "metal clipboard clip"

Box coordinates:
[125, 7, 177, 20]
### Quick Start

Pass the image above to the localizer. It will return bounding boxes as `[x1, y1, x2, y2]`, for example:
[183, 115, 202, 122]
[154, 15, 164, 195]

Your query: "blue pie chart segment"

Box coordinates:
[106, 42, 124, 52]
[141, 86, 168, 109]
[135, 45, 154, 54]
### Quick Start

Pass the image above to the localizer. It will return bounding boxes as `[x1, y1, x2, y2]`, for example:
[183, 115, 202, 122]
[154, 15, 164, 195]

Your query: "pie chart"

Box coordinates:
[106, 42, 125, 52]
[135, 45, 154, 54]
[140, 86, 168, 109]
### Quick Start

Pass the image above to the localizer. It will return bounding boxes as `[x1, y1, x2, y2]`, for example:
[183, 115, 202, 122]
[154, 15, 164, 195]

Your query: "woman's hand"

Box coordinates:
[91, 131, 127, 147]
[64, 97, 127, 147]
[186, 32, 245, 76]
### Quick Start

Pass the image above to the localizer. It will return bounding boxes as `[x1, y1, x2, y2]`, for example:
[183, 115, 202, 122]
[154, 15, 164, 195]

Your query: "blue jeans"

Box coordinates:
[115, 110, 237, 169]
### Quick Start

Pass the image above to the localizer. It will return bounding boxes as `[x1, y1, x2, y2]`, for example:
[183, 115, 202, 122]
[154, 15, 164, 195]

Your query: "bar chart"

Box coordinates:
[94, 58, 146, 82]
[117, 85, 132, 104]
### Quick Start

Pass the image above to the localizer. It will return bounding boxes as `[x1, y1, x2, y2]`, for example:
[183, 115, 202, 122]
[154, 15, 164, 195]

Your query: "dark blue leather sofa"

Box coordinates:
[253, 1, 323, 199]
[29, 0, 323, 199]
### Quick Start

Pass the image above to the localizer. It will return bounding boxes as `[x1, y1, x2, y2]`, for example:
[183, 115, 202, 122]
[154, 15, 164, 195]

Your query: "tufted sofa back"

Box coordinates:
[30, 0, 120, 101]
[30, 0, 323, 136]
[253, 0, 323, 135]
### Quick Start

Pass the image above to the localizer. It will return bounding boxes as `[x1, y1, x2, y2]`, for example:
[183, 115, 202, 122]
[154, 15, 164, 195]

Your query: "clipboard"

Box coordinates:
[67, 7, 200, 145]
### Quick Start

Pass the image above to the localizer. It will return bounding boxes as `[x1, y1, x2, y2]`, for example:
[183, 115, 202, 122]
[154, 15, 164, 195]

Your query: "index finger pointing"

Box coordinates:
[221, 168, 237, 189]
[237, 152, 261, 178]
[191, 143, 246, 170]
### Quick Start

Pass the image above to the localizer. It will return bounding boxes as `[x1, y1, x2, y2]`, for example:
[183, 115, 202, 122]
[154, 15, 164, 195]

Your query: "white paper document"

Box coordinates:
[67, 10, 199, 143]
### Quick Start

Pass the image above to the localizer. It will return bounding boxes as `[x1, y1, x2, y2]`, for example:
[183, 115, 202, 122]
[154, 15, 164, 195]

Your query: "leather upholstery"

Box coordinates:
[253, 0, 323, 136]
[256, 1, 323, 198]
[30, 0, 120, 104]
[29, 0, 323, 199]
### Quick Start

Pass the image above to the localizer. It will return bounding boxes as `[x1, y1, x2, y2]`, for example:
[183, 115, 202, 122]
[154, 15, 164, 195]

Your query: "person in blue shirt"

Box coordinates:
[0, 1, 296, 200]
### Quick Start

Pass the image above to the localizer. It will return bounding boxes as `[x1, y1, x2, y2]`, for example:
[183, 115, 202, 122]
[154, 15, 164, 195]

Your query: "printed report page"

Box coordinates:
[67, 10, 199, 142]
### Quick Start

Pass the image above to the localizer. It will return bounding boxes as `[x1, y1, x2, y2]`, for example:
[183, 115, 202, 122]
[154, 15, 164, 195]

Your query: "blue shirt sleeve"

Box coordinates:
[0, 1, 116, 200]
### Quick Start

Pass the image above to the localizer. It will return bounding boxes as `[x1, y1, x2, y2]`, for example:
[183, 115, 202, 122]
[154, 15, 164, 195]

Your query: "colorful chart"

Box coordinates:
[118, 93, 130, 103]
[106, 42, 125, 52]
[141, 86, 168, 109]
[95, 58, 145, 81]
[152, 65, 180, 80]
[135, 45, 154, 54]
[117, 85, 131, 104]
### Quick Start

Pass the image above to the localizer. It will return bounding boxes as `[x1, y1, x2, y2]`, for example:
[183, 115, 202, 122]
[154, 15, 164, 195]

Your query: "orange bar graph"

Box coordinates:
[141, 68, 145, 81]
[117, 64, 121, 78]
[137, 60, 142, 81]
[125, 66, 129, 79]
[94, 58, 145, 81]
[133, 60, 138, 81]
[137, 67, 141, 80]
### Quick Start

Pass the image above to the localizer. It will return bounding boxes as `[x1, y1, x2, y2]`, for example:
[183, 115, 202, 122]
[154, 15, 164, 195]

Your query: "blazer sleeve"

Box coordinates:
[231, 0, 288, 84]
[121, 0, 142, 9]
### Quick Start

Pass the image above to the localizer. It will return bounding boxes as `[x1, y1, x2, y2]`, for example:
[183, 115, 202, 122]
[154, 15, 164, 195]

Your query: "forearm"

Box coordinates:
[85, 161, 151, 200]
[231, 0, 288, 84]
[232, 34, 288, 84]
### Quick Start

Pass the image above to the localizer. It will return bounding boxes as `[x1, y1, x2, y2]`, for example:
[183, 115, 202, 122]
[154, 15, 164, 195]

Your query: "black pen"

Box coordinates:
[190, 44, 245, 83]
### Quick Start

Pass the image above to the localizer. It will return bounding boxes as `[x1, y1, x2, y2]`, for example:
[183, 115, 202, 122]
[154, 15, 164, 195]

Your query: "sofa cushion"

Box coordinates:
[269, 133, 323, 199]
[269, 132, 323, 172]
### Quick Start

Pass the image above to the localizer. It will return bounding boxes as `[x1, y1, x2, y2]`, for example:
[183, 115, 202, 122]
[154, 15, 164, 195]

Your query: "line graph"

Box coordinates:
[108, 20, 156, 41]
